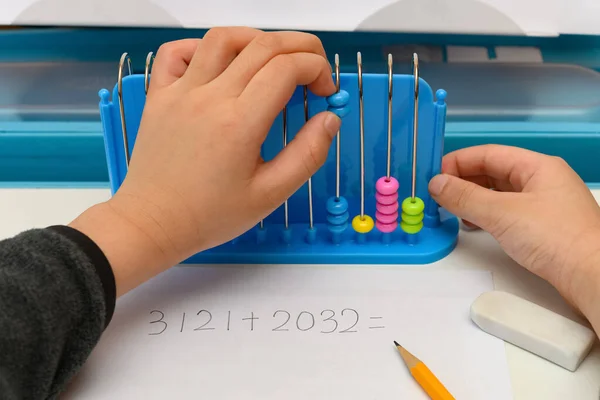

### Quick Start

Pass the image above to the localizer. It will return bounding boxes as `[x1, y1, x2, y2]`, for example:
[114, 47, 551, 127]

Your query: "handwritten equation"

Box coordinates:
[148, 308, 386, 335]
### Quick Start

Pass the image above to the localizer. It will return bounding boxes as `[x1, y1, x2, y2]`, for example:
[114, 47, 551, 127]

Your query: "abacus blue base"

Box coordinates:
[183, 211, 458, 265]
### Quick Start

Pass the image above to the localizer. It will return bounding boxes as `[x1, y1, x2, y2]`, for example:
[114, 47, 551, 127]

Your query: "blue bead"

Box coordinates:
[326, 196, 349, 215]
[327, 105, 350, 118]
[327, 196, 349, 239]
[327, 212, 350, 226]
[328, 222, 348, 234]
[326, 90, 350, 107]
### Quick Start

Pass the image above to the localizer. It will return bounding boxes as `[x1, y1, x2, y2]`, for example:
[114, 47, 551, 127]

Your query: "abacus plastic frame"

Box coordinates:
[99, 70, 458, 265]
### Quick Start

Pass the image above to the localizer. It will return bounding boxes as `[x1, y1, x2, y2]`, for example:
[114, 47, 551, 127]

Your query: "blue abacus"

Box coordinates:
[99, 51, 458, 265]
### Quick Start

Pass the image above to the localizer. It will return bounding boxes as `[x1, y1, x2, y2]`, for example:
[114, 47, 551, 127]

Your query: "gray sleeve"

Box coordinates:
[0, 226, 116, 400]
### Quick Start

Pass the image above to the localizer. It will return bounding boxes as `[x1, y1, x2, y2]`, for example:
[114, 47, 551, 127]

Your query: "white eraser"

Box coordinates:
[470, 291, 596, 371]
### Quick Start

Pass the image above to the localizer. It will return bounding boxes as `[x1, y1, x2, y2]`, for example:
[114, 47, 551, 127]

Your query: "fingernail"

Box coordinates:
[324, 112, 341, 138]
[428, 174, 448, 196]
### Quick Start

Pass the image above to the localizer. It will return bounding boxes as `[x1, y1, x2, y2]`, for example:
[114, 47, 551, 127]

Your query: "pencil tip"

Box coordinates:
[394, 343, 420, 368]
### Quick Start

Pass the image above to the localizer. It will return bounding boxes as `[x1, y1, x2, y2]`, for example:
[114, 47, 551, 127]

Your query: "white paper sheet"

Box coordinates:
[64, 265, 512, 399]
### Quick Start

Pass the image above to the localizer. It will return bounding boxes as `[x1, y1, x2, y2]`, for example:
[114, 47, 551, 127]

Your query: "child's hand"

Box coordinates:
[71, 28, 339, 294]
[429, 145, 600, 325]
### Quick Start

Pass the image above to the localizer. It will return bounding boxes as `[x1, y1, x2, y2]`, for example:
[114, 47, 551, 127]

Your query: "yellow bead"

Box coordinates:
[352, 215, 374, 233]
[402, 197, 425, 215]
[401, 221, 423, 234]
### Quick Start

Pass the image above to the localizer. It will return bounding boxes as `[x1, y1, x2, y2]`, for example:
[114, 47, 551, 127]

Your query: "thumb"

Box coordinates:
[253, 111, 340, 207]
[428, 174, 502, 231]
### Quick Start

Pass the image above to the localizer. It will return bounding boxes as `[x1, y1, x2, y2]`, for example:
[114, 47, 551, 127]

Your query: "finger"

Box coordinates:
[216, 31, 329, 94]
[251, 112, 340, 210]
[455, 175, 510, 231]
[185, 27, 263, 85]
[150, 39, 200, 90]
[461, 220, 481, 231]
[428, 173, 508, 232]
[239, 53, 335, 133]
[461, 175, 515, 192]
[442, 144, 547, 192]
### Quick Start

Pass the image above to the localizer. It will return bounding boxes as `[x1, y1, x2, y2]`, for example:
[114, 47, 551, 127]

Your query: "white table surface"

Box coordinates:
[2, 187, 600, 399]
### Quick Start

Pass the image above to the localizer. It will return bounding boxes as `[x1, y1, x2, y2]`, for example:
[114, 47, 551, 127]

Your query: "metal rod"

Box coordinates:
[357, 52, 365, 218]
[335, 54, 341, 199]
[411, 53, 420, 200]
[387, 54, 393, 179]
[144, 52, 154, 95]
[118, 53, 132, 167]
[304, 86, 314, 229]
[283, 106, 289, 229]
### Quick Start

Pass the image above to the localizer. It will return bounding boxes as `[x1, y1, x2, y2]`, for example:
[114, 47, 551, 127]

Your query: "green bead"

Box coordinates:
[402, 212, 423, 225]
[401, 221, 423, 234]
[402, 197, 425, 216]
[400, 197, 425, 234]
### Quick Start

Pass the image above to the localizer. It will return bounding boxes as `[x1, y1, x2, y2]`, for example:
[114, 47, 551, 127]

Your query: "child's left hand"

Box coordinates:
[70, 27, 340, 295]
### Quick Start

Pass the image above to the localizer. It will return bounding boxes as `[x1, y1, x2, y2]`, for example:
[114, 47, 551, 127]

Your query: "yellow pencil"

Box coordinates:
[394, 341, 455, 400]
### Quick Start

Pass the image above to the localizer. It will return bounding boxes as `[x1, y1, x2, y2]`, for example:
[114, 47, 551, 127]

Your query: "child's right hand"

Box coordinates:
[429, 144, 600, 332]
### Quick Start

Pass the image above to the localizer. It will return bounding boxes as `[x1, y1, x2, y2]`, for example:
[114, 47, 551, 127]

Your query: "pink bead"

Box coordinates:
[376, 211, 398, 224]
[375, 175, 400, 234]
[376, 177, 399, 195]
[377, 202, 399, 214]
[376, 221, 397, 233]
[375, 191, 398, 205]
